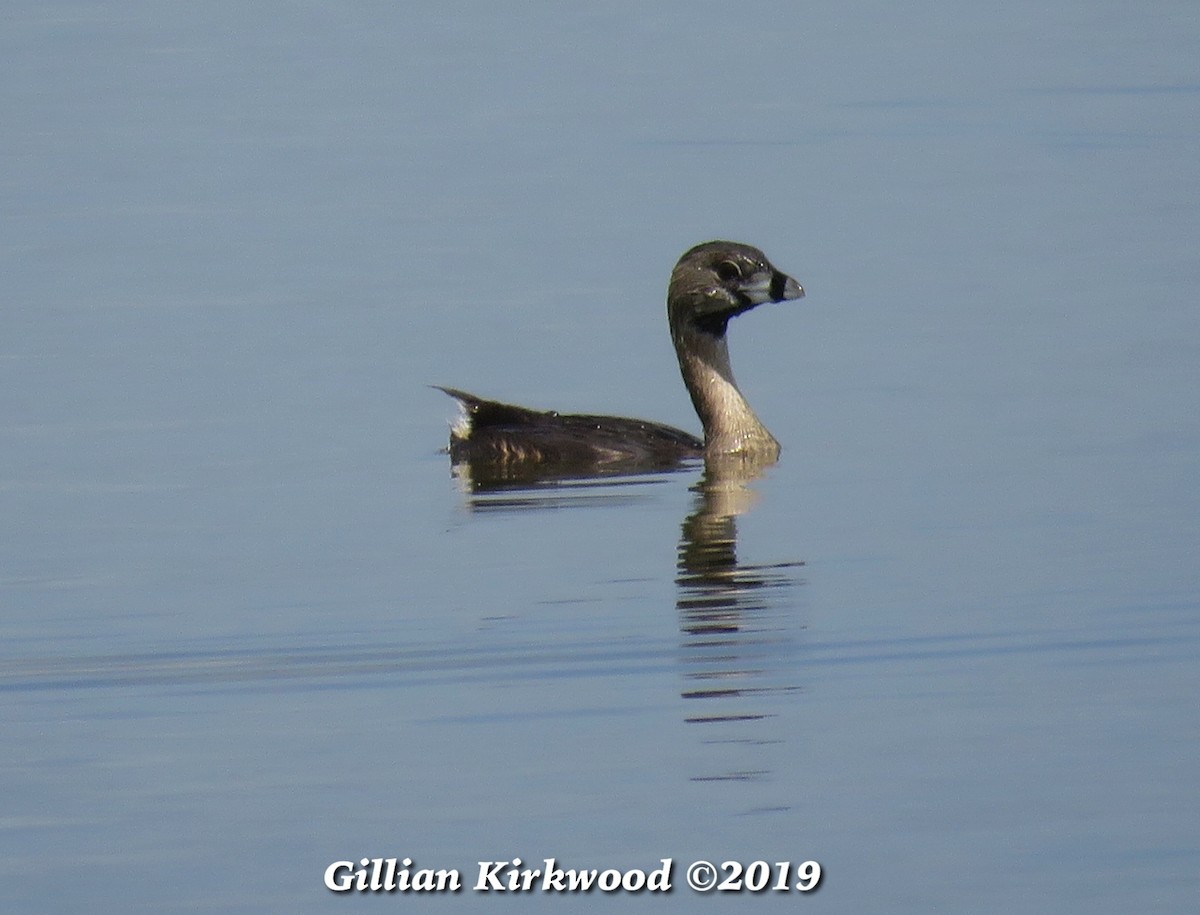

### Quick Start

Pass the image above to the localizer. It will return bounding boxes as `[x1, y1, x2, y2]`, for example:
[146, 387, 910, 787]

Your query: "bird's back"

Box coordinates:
[436, 386, 703, 472]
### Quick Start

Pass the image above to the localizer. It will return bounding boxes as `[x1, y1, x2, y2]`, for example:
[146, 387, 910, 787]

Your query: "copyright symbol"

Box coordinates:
[686, 860, 718, 892]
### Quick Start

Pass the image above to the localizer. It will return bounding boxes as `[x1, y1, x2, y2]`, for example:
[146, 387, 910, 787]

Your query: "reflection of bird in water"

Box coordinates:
[437, 241, 804, 480]
[677, 464, 805, 646]
[676, 463, 805, 790]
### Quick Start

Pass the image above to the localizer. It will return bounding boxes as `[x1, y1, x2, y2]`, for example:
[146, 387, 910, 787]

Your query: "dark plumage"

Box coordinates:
[435, 385, 704, 469]
[438, 241, 804, 476]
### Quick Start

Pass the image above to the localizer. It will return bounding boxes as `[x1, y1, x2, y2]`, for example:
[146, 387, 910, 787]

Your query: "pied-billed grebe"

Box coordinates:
[438, 241, 804, 471]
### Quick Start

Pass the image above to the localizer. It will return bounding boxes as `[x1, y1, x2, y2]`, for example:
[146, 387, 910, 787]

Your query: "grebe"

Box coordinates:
[438, 241, 804, 473]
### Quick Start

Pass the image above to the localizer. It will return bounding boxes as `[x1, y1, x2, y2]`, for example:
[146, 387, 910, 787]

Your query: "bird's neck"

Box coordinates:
[672, 324, 780, 458]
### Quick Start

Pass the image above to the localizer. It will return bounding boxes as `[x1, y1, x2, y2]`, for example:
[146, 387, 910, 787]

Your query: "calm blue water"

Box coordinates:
[3, 1, 1199, 912]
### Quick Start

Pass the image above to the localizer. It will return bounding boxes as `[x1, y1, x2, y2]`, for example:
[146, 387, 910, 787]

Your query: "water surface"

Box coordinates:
[3, 1, 1199, 912]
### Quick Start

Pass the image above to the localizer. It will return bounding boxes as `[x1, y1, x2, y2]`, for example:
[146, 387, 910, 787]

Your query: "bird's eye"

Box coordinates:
[716, 260, 742, 282]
